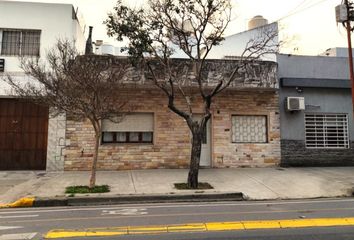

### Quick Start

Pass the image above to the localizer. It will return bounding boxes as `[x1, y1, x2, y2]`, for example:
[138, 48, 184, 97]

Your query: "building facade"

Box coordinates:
[278, 54, 354, 166]
[63, 60, 281, 170]
[0, 1, 85, 171]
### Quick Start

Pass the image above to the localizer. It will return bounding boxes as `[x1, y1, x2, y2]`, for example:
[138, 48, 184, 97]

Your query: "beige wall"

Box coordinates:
[64, 88, 280, 170]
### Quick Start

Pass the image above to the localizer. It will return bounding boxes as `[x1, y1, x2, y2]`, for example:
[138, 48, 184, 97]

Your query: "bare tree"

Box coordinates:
[106, 0, 279, 188]
[6, 40, 131, 188]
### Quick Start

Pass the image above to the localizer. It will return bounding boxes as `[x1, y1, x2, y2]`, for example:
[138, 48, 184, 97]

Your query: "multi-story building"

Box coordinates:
[0, 1, 85, 171]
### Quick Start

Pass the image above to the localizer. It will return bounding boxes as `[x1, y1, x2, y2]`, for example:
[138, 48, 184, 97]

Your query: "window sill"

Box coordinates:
[101, 142, 154, 146]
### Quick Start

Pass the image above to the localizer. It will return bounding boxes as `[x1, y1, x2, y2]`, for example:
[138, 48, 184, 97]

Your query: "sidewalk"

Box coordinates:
[1, 167, 354, 205]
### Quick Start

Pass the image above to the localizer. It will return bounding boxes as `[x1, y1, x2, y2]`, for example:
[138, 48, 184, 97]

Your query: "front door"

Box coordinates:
[200, 119, 211, 167]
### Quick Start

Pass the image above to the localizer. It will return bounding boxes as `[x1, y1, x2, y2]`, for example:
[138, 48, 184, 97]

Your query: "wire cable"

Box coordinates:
[275, 0, 332, 22]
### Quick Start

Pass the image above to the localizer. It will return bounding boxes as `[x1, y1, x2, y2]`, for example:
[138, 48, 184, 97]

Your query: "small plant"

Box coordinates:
[174, 182, 213, 190]
[65, 185, 110, 194]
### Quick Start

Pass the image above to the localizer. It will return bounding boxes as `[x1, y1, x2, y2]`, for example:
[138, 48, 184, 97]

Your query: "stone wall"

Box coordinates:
[64, 89, 280, 170]
[212, 90, 280, 167]
[46, 113, 66, 171]
[281, 140, 354, 167]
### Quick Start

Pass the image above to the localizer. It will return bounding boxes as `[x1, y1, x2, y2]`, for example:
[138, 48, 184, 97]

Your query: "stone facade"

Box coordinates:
[64, 88, 280, 171]
[281, 140, 354, 167]
[46, 113, 67, 171]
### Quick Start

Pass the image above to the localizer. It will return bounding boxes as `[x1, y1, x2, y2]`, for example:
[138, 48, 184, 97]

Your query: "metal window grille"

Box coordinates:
[1, 29, 40, 56]
[305, 114, 349, 149]
[232, 115, 267, 143]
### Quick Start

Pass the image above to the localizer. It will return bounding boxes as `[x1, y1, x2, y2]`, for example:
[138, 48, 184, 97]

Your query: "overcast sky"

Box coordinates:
[7, 0, 348, 55]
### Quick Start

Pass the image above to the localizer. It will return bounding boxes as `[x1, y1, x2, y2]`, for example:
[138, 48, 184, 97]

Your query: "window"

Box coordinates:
[305, 113, 349, 149]
[1, 29, 41, 56]
[101, 113, 154, 144]
[231, 115, 267, 143]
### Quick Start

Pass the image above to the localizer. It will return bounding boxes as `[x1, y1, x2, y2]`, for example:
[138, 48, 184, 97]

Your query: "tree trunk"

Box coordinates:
[89, 131, 101, 188]
[187, 129, 203, 189]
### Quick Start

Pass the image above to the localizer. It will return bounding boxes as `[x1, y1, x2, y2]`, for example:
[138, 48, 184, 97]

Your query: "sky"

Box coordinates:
[6, 0, 349, 55]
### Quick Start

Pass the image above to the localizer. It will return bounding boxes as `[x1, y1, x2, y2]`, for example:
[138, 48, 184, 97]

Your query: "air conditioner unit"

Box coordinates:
[286, 97, 305, 111]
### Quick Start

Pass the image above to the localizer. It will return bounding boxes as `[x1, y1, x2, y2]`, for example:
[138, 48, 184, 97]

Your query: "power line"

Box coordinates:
[275, 0, 332, 22]
[285, 0, 318, 16]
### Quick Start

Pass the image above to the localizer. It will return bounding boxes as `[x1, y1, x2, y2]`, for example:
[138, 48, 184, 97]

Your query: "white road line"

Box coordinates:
[0, 232, 36, 240]
[0, 226, 23, 231]
[0, 215, 38, 219]
[1, 198, 354, 215]
[101, 208, 148, 215]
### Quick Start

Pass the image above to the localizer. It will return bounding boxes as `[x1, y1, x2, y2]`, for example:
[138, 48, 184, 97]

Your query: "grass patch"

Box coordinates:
[174, 182, 213, 190]
[65, 185, 110, 194]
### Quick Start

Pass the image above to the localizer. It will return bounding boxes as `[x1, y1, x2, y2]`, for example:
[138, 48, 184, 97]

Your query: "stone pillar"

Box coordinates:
[46, 113, 66, 171]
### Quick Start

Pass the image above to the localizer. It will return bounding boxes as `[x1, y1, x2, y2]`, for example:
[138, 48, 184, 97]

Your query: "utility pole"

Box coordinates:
[345, 0, 354, 110]
[336, 1, 354, 110]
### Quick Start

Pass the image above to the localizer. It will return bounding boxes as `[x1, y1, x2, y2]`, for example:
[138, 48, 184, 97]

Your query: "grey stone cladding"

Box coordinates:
[281, 140, 354, 167]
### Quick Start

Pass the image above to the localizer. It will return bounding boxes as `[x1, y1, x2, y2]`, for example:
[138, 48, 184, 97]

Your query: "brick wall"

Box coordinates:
[64, 89, 280, 170]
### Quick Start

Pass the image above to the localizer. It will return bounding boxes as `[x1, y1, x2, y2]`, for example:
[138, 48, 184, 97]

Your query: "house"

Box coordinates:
[278, 54, 354, 166]
[0, 1, 85, 171]
[62, 17, 281, 171]
[63, 58, 281, 170]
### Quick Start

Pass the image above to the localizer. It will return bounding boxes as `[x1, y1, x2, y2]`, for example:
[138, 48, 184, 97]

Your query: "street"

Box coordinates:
[2, 198, 354, 239]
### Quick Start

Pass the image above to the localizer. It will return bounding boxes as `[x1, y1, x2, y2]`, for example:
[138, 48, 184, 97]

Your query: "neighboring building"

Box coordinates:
[320, 47, 353, 57]
[170, 16, 278, 61]
[278, 54, 354, 166]
[0, 1, 85, 171]
[208, 21, 278, 61]
[64, 59, 281, 170]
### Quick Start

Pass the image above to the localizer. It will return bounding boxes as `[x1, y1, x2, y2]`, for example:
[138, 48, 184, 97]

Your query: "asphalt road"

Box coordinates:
[2, 198, 354, 239]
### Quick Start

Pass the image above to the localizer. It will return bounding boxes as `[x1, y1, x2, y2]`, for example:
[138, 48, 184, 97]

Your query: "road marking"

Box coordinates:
[0, 215, 38, 219]
[5, 205, 354, 224]
[102, 208, 147, 216]
[44, 217, 354, 239]
[2, 198, 354, 215]
[0, 232, 36, 240]
[0, 226, 22, 231]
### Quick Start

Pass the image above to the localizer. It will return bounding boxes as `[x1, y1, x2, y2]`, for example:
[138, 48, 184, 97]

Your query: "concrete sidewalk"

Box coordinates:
[1, 167, 354, 205]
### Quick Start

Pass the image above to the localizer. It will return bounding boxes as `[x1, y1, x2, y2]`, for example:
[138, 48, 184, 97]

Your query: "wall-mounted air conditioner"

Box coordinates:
[286, 97, 305, 111]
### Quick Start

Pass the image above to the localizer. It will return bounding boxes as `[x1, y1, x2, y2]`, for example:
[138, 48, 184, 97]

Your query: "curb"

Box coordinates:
[4, 192, 244, 208]
[0, 197, 35, 208]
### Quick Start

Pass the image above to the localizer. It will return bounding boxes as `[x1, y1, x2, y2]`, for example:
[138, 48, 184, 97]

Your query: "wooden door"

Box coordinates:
[0, 99, 48, 170]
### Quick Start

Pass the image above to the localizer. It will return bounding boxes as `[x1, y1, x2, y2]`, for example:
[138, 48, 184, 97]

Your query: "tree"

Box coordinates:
[106, 0, 279, 188]
[6, 40, 130, 188]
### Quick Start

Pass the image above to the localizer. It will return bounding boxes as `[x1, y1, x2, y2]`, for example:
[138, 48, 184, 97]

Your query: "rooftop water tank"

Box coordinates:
[100, 44, 115, 55]
[248, 15, 268, 30]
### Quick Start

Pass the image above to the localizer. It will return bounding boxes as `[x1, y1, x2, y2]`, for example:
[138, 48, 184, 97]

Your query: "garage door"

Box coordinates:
[0, 99, 48, 170]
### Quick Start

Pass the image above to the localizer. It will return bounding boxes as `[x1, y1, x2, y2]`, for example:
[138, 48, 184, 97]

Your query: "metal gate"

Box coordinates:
[0, 99, 48, 170]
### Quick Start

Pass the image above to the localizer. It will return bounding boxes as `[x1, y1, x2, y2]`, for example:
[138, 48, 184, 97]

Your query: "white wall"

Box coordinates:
[0, 1, 85, 74]
[0, 1, 86, 171]
[170, 22, 278, 60]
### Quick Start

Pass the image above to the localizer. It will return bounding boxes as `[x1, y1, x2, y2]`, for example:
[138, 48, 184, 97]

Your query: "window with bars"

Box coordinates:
[0, 29, 41, 56]
[231, 115, 267, 143]
[101, 113, 154, 144]
[305, 114, 349, 149]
